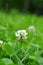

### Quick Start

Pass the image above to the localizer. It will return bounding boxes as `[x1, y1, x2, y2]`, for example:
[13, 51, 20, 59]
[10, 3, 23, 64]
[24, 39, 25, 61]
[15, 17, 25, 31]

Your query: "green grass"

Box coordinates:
[0, 11, 43, 65]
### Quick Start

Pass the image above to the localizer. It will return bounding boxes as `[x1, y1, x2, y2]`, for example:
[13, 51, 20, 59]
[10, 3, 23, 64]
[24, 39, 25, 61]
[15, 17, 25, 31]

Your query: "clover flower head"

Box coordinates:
[29, 25, 36, 33]
[15, 30, 28, 40]
[0, 40, 3, 44]
[0, 40, 3, 47]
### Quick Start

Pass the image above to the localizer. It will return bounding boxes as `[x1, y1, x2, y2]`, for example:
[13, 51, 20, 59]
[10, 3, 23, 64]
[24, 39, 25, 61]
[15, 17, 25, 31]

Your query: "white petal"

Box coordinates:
[0, 40, 3, 44]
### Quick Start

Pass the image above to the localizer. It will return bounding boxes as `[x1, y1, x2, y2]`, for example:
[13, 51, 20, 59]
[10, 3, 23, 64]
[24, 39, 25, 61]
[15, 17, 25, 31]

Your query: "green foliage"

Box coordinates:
[0, 58, 14, 65]
[0, 12, 43, 65]
[2, 44, 14, 56]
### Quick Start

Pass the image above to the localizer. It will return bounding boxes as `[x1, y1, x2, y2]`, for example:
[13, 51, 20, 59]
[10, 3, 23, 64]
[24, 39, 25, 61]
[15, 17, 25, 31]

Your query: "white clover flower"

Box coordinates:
[0, 40, 3, 47]
[29, 25, 36, 33]
[15, 30, 28, 40]
[0, 40, 3, 44]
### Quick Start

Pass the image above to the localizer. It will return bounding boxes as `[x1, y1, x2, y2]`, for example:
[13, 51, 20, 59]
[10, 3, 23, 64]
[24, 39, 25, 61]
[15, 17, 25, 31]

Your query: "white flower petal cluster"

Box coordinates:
[29, 25, 36, 33]
[0, 40, 3, 47]
[0, 40, 3, 44]
[15, 30, 28, 40]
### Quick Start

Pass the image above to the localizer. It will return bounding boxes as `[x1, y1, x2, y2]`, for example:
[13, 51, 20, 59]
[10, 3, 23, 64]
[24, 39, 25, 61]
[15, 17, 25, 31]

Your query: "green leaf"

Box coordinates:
[2, 44, 14, 56]
[37, 57, 43, 65]
[0, 58, 14, 65]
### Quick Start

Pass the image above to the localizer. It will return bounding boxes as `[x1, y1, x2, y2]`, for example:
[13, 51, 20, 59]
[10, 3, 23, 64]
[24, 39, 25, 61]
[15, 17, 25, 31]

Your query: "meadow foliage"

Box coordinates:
[0, 12, 43, 65]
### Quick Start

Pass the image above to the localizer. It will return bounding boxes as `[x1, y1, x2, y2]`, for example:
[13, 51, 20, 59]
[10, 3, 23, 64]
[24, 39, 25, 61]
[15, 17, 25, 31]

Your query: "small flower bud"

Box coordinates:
[29, 25, 36, 33]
